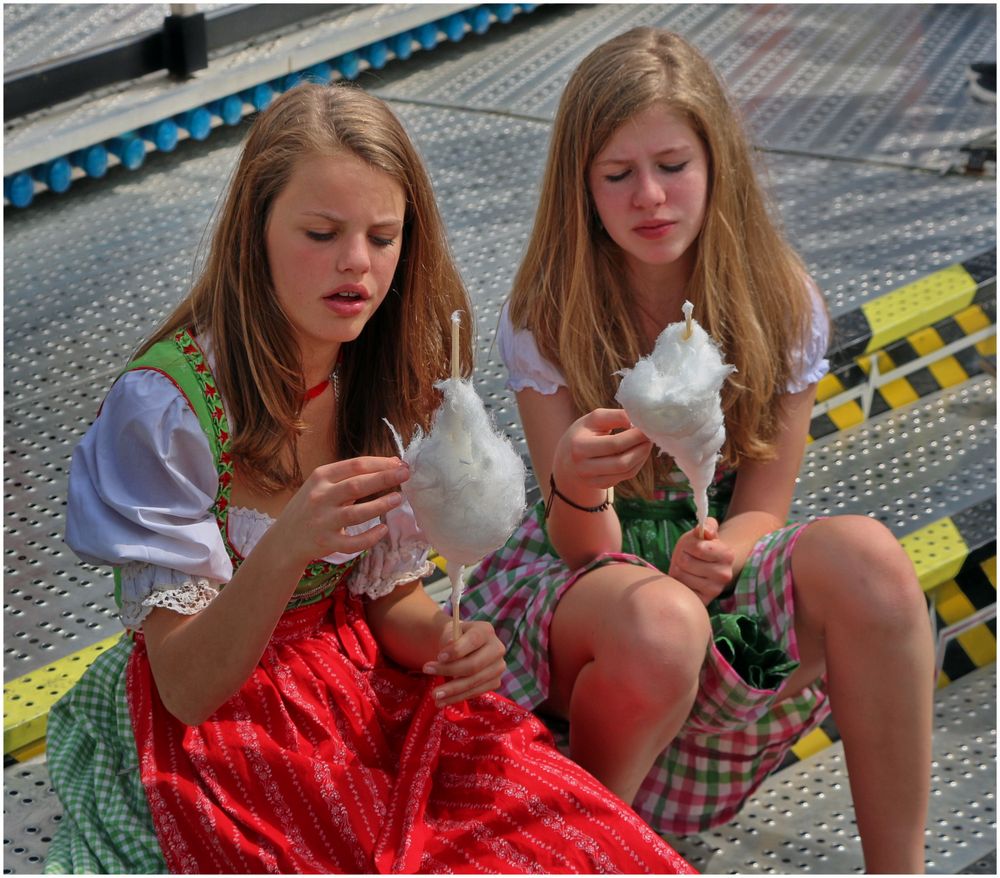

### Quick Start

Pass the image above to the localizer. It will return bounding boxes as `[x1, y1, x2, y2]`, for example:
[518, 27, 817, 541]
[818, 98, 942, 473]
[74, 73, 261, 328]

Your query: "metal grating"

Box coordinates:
[791, 376, 996, 534]
[3, 3, 172, 74]
[2, 758, 63, 875]
[371, 3, 996, 170]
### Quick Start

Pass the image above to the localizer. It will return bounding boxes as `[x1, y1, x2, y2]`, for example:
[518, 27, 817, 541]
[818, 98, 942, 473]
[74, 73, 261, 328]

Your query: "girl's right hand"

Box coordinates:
[553, 408, 653, 493]
[274, 457, 410, 566]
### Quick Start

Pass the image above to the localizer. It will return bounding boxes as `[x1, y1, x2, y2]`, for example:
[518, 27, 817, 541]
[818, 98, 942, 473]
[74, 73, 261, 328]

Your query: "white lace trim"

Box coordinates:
[227, 504, 377, 567]
[349, 555, 436, 601]
[119, 561, 220, 629]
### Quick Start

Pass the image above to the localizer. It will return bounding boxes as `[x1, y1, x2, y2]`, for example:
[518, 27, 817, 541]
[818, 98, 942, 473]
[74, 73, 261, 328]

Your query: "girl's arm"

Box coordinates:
[517, 386, 653, 570]
[670, 383, 817, 603]
[720, 382, 817, 572]
[366, 581, 506, 706]
[142, 458, 407, 725]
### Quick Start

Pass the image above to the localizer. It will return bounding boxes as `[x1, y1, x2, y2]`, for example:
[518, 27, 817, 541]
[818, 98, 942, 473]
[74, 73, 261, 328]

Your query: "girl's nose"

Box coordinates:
[632, 170, 666, 209]
[336, 234, 371, 274]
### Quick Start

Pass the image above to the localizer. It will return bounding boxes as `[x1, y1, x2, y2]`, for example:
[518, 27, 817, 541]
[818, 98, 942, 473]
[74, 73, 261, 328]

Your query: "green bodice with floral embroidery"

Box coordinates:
[110, 328, 357, 611]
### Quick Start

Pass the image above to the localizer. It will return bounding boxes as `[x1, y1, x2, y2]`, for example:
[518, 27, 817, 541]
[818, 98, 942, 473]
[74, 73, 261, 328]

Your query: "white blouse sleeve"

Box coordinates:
[785, 278, 831, 393]
[348, 498, 435, 601]
[497, 303, 568, 395]
[65, 369, 232, 628]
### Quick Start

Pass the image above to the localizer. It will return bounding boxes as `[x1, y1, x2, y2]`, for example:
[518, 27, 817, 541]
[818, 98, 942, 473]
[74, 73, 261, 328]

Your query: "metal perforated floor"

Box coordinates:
[3, 3, 172, 73]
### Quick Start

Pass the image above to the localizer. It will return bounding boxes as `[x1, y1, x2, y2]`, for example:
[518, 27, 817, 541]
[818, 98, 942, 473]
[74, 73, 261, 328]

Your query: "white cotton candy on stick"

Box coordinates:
[386, 312, 526, 642]
[615, 301, 735, 534]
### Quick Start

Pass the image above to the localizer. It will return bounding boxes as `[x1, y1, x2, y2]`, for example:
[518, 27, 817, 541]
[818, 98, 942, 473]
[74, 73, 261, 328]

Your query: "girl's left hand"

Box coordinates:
[669, 517, 736, 605]
[422, 620, 507, 707]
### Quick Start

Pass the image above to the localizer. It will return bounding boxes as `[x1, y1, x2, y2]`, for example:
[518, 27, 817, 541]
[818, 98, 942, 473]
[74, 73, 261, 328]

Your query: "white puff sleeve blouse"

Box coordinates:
[65, 366, 433, 630]
[497, 281, 830, 396]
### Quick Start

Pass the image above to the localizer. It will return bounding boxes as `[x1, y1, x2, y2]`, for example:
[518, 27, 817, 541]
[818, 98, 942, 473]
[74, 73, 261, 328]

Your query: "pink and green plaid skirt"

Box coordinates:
[462, 477, 830, 835]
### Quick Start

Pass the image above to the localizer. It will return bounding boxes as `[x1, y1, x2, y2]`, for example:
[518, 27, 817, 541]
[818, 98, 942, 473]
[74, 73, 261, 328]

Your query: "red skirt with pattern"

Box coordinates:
[126, 587, 693, 874]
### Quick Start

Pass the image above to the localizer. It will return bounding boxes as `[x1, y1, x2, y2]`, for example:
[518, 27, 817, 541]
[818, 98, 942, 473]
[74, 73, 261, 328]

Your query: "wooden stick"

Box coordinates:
[682, 300, 694, 341]
[450, 564, 464, 643]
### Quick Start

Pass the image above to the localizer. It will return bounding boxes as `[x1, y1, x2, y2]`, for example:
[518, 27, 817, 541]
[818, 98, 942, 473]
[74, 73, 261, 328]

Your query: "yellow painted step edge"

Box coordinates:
[4, 634, 122, 755]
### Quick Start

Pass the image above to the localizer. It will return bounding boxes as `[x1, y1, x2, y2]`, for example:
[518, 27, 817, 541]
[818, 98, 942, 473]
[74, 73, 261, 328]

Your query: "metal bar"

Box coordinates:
[3, 30, 165, 120]
[203, 5, 348, 52]
[3, 3, 474, 175]
[934, 604, 998, 680]
[3, 4, 350, 121]
[812, 324, 997, 418]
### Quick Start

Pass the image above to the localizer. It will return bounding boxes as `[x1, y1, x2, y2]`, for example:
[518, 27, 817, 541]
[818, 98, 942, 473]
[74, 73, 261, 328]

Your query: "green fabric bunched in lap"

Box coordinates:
[710, 613, 800, 691]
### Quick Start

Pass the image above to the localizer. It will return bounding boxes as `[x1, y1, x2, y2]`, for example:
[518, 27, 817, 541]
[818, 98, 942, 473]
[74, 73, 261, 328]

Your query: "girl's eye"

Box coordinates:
[660, 161, 688, 173]
[605, 170, 630, 183]
[370, 235, 396, 248]
[306, 231, 334, 242]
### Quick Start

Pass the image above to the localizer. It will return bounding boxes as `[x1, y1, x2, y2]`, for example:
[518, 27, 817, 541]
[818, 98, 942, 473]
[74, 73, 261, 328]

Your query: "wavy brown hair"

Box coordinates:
[510, 27, 827, 498]
[139, 83, 473, 493]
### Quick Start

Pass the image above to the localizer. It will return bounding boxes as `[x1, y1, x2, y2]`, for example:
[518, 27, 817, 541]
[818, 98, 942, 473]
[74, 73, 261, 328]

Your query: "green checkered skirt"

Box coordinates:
[44, 635, 166, 873]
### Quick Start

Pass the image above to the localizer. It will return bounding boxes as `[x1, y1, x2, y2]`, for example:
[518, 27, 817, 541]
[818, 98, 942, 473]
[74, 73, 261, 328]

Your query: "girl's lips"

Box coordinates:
[323, 289, 368, 317]
[633, 221, 677, 240]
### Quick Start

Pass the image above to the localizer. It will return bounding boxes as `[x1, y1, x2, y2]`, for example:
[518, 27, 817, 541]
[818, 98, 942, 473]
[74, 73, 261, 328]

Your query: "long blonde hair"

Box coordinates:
[140, 83, 473, 493]
[510, 27, 825, 497]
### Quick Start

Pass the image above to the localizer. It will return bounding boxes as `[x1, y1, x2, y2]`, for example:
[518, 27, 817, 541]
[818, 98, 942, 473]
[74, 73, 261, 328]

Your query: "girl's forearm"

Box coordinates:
[365, 582, 452, 670]
[546, 498, 623, 571]
[142, 527, 307, 725]
[718, 510, 787, 577]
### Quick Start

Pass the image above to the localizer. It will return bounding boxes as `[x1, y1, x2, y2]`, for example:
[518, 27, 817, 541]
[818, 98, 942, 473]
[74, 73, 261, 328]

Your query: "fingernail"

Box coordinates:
[388, 492, 402, 507]
[435, 690, 446, 700]
[423, 663, 435, 674]
[437, 652, 449, 662]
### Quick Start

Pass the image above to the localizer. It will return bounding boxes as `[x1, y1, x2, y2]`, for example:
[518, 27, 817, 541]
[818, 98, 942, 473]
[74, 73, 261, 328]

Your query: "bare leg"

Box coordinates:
[545, 564, 711, 803]
[787, 516, 934, 873]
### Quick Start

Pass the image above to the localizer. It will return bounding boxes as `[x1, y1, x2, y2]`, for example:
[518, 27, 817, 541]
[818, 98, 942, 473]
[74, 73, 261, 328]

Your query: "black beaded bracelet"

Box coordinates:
[544, 474, 611, 520]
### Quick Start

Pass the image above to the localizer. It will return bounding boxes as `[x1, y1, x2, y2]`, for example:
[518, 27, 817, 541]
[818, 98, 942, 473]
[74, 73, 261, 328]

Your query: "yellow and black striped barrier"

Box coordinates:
[810, 248, 996, 440]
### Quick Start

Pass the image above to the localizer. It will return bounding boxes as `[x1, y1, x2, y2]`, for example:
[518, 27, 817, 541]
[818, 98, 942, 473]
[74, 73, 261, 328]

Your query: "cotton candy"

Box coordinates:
[386, 373, 526, 636]
[615, 301, 735, 528]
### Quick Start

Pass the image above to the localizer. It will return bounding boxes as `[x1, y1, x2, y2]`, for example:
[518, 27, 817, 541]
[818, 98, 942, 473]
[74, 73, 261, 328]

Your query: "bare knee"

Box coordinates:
[597, 577, 711, 710]
[795, 516, 926, 631]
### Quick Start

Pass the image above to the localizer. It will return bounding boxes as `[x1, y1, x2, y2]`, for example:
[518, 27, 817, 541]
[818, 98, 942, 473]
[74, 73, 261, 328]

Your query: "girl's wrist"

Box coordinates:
[544, 474, 611, 520]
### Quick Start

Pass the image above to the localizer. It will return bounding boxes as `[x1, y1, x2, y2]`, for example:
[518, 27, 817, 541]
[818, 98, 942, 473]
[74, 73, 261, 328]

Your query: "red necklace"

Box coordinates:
[303, 354, 342, 403]
[303, 376, 331, 401]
